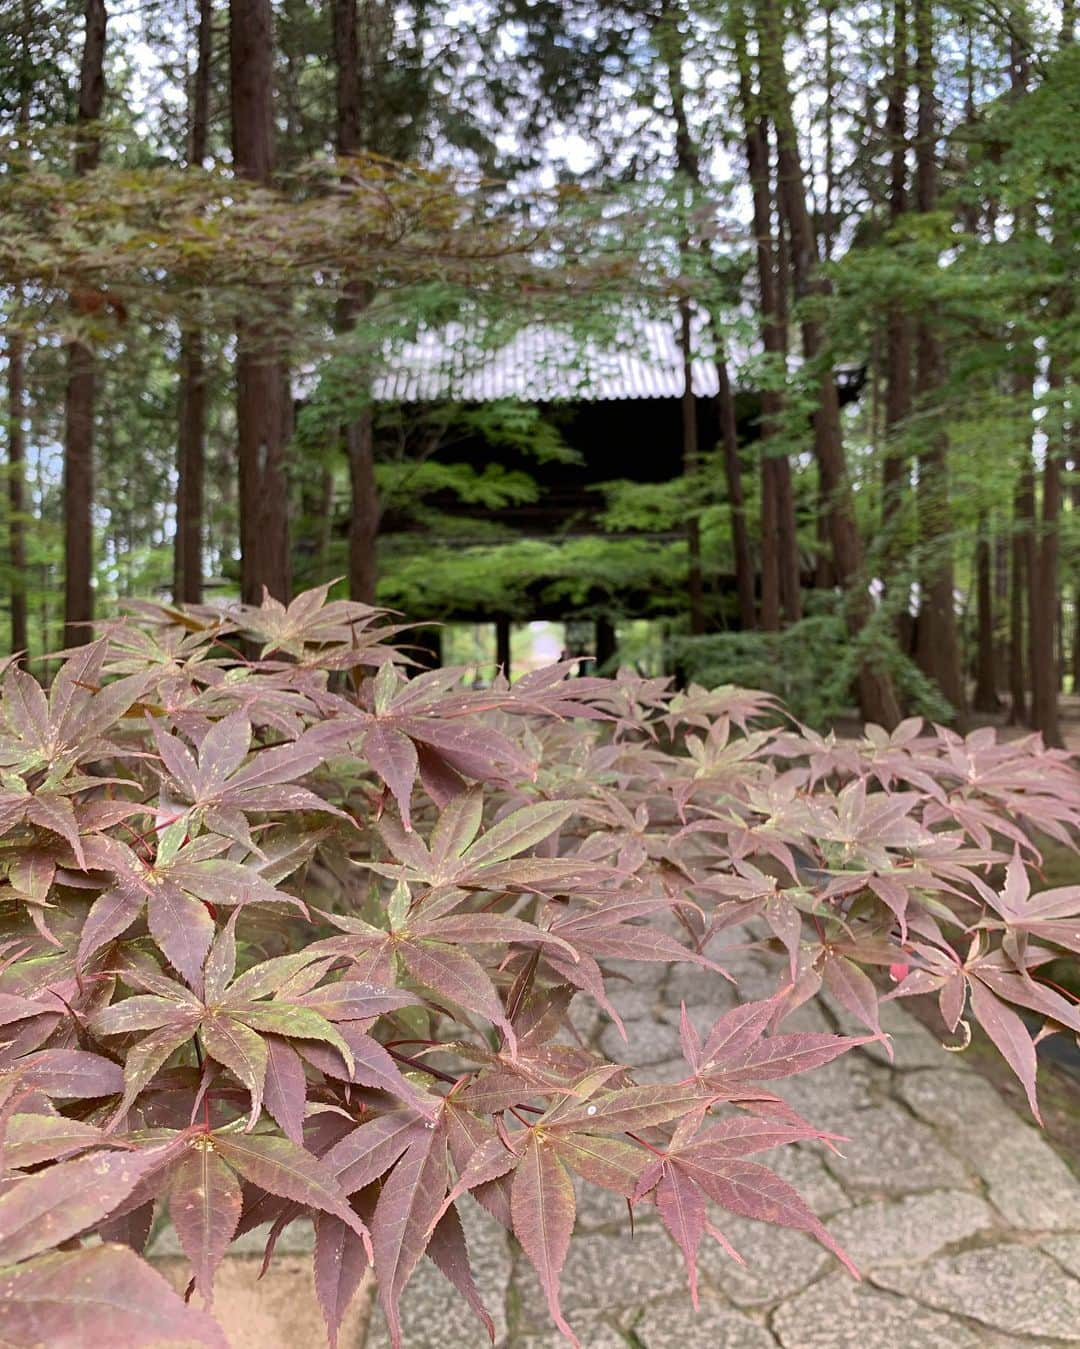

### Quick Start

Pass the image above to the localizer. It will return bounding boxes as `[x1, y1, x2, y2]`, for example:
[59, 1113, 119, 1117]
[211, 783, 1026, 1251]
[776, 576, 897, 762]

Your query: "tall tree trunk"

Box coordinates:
[910, 0, 966, 715]
[757, 0, 900, 726]
[768, 145, 801, 625]
[821, 1, 836, 262]
[732, 8, 798, 631]
[1057, 594, 1066, 694]
[1009, 451, 1034, 723]
[1026, 17, 1067, 744]
[64, 0, 107, 635]
[961, 26, 1000, 717]
[230, 0, 291, 604]
[882, 0, 913, 647]
[315, 466, 334, 578]
[679, 299, 706, 636]
[1030, 354, 1065, 745]
[993, 534, 1009, 689]
[175, 326, 206, 605]
[972, 513, 1000, 711]
[335, 0, 379, 604]
[174, 0, 212, 605]
[346, 409, 378, 604]
[8, 12, 31, 656]
[7, 334, 27, 656]
[714, 352, 757, 629]
[33, 438, 51, 663]
[1072, 460, 1080, 694]
[776, 463, 801, 624]
[759, 459, 781, 632]
[334, 0, 362, 152]
[658, 16, 754, 630]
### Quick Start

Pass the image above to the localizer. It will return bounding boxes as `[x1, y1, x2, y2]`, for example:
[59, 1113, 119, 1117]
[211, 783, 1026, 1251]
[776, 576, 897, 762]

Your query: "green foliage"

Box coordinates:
[378, 460, 539, 513]
[1, 0, 1078, 740]
[599, 465, 720, 533]
[377, 534, 691, 620]
[670, 603, 954, 727]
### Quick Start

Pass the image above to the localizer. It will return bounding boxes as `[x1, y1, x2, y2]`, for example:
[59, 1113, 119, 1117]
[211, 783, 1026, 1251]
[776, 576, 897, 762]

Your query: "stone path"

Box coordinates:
[150, 934, 1080, 1347]
[355, 938, 1080, 1349]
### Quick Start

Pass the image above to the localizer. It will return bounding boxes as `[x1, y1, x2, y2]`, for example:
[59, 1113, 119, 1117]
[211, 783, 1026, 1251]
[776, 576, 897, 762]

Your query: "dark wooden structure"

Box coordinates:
[369, 316, 864, 669]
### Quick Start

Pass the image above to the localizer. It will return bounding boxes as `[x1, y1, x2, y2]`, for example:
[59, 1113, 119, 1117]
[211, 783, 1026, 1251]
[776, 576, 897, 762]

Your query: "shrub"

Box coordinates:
[669, 605, 953, 728]
[0, 587, 1076, 1347]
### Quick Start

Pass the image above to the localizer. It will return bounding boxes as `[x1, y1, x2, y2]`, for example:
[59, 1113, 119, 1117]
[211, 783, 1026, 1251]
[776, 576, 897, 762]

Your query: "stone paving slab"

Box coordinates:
[771, 1275, 983, 1349]
[872, 1245, 1080, 1341]
[897, 1068, 1080, 1231]
[515, 1319, 627, 1349]
[697, 1219, 829, 1308]
[513, 1227, 690, 1326]
[363, 1202, 513, 1349]
[344, 945, 1080, 1348]
[824, 1191, 994, 1269]
[1043, 1233, 1080, 1278]
[631, 1296, 776, 1348]
[169, 936, 1080, 1348]
[811, 1100, 975, 1195]
[155, 1253, 371, 1349]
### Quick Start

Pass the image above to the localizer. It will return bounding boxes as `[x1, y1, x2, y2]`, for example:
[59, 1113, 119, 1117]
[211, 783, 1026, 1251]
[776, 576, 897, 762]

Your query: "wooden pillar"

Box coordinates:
[596, 617, 617, 670]
[495, 616, 511, 680]
[410, 625, 442, 672]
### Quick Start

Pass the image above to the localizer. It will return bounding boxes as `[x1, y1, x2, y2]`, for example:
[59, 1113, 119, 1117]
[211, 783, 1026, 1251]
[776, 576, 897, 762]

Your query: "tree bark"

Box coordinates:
[732, 7, 798, 632]
[8, 14, 31, 656]
[7, 335, 27, 656]
[1057, 595, 1065, 694]
[1025, 16, 1067, 744]
[335, 0, 379, 605]
[882, 0, 912, 640]
[175, 326, 206, 605]
[1029, 353, 1064, 744]
[714, 353, 757, 629]
[910, 0, 966, 716]
[334, 0, 362, 152]
[769, 148, 802, 626]
[230, 0, 291, 604]
[657, 15, 749, 628]
[314, 465, 335, 578]
[660, 25, 705, 635]
[972, 513, 1000, 711]
[64, 0, 107, 635]
[1072, 460, 1080, 695]
[757, 0, 901, 726]
[74, 0, 107, 178]
[345, 408, 378, 603]
[1009, 450, 1034, 723]
[821, 1, 836, 262]
[174, 0, 212, 605]
[759, 457, 781, 632]
[993, 535, 1009, 689]
[680, 299, 706, 636]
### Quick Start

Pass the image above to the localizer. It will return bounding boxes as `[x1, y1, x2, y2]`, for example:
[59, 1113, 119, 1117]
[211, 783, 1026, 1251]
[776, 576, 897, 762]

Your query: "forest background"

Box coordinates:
[0, 0, 1077, 742]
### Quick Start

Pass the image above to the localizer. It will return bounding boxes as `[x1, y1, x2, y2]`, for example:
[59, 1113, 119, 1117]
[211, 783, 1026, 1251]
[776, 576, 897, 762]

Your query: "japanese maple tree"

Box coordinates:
[0, 588, 1076, 1347]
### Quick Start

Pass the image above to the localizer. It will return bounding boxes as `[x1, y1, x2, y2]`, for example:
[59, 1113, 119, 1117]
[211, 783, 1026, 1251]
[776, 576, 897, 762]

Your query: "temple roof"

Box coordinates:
[371, 313, 725, 403]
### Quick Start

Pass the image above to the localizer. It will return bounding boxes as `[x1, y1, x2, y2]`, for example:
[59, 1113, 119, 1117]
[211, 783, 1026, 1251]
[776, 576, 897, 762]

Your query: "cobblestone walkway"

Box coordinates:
[357, 939, 1080, 1349]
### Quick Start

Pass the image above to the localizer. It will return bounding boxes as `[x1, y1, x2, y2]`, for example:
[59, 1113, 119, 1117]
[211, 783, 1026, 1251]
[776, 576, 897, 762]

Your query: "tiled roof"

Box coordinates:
[370, 314, 723, 403]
